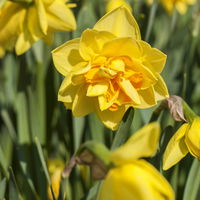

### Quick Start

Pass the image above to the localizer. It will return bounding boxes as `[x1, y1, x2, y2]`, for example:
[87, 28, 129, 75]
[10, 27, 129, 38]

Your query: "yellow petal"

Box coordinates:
[153, 74, 169, 101]
[87, 82, 109, 97]
[46, 0, 76, 31]
[134, 86, 156, 108]
[163, 124, 189, 170]
[176, 2, 187, 14]
[95, 104, 127, 130]
[58, 76, 79, 104]
[0, 46, 5, 58]
[94, 7, 141, 39]
[79, 29, 115, 60]
[15, 27, 34, 55]
[118, 78, 141, 104]
[185, 118, 200, 158]
[101, 37, 141, 58]
[52, 38, 85, 76]
[72, 85, 95, 117]
[139, 40, 167, 73]
[0, 3, 25, 50]
[27, 7, 45, 41]
[106, 0, 132, 13]
[35, 0, 48, 34]
[97, 161, 174, 200]
[110, 122, 160, 165]
[98, 90, 119, 111]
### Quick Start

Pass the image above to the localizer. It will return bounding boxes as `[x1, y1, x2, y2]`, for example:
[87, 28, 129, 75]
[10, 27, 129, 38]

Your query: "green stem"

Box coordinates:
[145, 0, 158, 42]
[182, 101, 198, 123]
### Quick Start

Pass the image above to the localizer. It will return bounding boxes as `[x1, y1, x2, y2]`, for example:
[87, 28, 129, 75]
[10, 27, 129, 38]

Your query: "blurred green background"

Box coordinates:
[0, 0, 200, 199]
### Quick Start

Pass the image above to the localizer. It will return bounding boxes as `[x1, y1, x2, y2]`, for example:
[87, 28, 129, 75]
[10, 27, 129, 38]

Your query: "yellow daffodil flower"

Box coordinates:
[97, 122, 175, 200]
[0, 0, 76, 56]
[106, 0, 132, 13]
[163, 118, 200, 170]
[52, 7, 168, 130]
[48, 159, 64, 200]
[160, 0, 196, 14]
[147, 0, 196, 14]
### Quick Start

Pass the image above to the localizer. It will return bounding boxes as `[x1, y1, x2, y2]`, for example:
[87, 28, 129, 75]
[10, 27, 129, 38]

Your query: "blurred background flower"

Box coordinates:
[0, 0, 76, 56]
[97, 123, 174, 200]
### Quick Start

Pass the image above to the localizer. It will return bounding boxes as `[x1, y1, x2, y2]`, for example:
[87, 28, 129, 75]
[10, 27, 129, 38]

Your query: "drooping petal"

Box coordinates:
[27, 6, 45, 41]
[185, 118, 200, 158]
[35, 0, 48, 34]
[0, 3, 25, 50]
[46, 0, 76, 31]
[94, 7, 141, 39]
[72, 85, 95, 117]
[110, 122, 160, 165]
[95, 104, 127, 130]
[52, 38, 86, 76]
[97, 161, 174, 200]
[163, 124, 189, 170]
[79, 29, 116, 60]
[15, 25, 34, 55]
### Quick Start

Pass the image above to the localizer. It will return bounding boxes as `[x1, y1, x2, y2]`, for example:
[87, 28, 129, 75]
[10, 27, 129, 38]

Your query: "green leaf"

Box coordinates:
[8, 167, 22, 200]
[34, 137, 56, 200]
[0, 146, 9, 179]
[0, 178, 6, 198]
[73, 117, 85, 151]
[111, 108, 134, 150]
[85, 182, 101, 200]
[88, 114, 104, 143]
[183, 159, 200, 200]
[73, 3, 97, 38]
[15, 92, 31, 144]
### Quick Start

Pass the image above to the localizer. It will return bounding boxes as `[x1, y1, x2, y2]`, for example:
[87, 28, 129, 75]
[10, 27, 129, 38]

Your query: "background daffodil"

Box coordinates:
[147, 0, 196, 14]
[163, 118, 200, 170]
[106, 0, 132, 13]
[0, 0, 76, 56]
[97, 122, 175, 200]
[52, 7, 168, 130]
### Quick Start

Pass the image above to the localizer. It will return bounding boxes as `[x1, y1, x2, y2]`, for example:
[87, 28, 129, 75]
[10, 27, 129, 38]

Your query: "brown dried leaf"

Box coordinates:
[166, 95, 187, 122]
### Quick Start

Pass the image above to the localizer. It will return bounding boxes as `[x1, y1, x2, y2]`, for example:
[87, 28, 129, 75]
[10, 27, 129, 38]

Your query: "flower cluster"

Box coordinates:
[0, 0, 76, 56]
[147, 0, 196, 14]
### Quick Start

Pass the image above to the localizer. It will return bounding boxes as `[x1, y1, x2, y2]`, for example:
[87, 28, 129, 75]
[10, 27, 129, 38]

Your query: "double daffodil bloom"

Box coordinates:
[97, 123, 174, 200]
[0, 0, 76, 56]
[106, 0, 132, 13]
[147, 0, 196, 14]
[52, 7, 168, 130]
[163, 118, 200, 170]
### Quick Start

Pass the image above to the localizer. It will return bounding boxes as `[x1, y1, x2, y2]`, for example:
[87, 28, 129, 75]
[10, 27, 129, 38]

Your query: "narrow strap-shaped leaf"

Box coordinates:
[111, 108, 134, 150]
[183, 159, 200, 200]
[34, 137, 56, 200]
[8, 167, 22, 200]
[0, 177, 6, 198]
[0, 146, 9, 179]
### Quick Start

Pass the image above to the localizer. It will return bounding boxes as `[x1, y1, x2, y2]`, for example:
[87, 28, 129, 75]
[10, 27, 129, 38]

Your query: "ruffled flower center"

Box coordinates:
[84, 55, 145, 111]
